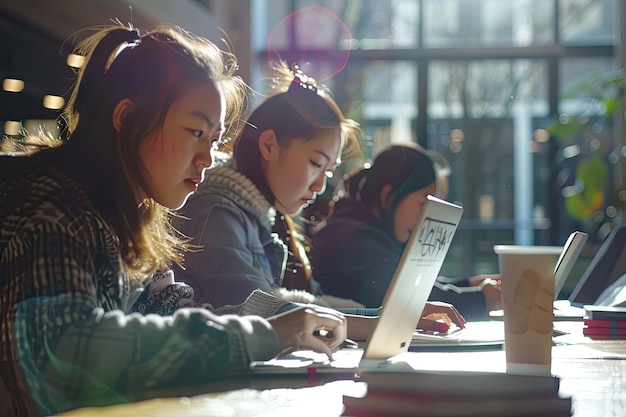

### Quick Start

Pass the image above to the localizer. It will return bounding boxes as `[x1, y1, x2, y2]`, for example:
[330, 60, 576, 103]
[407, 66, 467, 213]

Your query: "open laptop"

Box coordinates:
[568, 224, 626, 308]
[407, 232, 591, 348]
[250, 195, 464, 372]
[546, 226, 626, 320]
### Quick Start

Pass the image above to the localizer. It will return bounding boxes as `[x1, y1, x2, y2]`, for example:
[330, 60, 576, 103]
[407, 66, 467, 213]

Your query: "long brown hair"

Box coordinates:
[230, 62, 361, 291]
[36, 24, 248, 278]
[233, 62, 361, 205]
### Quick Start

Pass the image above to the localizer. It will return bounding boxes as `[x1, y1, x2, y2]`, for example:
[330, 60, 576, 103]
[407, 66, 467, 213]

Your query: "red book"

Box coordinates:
[583, 319, 626, 329]
[583, 326, 626, 337]
[583, 319, 626, 338]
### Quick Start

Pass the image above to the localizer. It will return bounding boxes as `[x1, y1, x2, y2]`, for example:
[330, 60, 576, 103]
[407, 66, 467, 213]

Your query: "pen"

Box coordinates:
[313, 330, 359, 348]
[313, 329, 333, 338]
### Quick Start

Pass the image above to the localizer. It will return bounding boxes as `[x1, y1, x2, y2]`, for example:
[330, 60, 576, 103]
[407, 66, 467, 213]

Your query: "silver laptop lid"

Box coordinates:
[569, 224, 626, 307]
[363, 195, 463, 360]
[553, 231, 588, 300]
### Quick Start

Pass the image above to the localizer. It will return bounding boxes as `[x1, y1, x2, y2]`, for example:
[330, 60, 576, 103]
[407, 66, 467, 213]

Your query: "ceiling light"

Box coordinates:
[3, 78, 25, 92]
[4, 120, 22, 136]
[66, 53, 86, 68]
[43, 95, 65, 110]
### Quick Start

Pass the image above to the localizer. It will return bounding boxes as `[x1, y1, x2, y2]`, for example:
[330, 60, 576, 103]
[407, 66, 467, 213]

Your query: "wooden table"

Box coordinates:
[56, 322, 626, 417]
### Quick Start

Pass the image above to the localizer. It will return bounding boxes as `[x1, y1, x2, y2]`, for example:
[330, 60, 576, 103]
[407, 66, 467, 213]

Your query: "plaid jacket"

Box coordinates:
[0, 156, 286, 416]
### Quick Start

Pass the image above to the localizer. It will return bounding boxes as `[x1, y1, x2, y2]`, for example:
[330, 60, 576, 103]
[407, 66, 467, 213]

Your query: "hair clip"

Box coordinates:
[104, 28, 142, 74]
[289, 63, 317, 94]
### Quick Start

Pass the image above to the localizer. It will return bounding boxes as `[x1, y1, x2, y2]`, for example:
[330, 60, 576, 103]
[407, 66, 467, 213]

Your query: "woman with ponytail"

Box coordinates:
[0, 24, 347, 416]
[311, 143, 500, 319]
[172, 62, 365, 310]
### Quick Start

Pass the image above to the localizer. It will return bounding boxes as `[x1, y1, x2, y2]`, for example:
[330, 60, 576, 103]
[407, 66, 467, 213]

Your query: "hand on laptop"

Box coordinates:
[420, 301, 467, 331]
[268, 305, 347, 360]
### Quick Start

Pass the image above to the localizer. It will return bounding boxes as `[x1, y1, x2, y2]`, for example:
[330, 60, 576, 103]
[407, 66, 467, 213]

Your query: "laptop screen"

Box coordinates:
[569, 225, 626, 307]
[553, 231, 588, 300]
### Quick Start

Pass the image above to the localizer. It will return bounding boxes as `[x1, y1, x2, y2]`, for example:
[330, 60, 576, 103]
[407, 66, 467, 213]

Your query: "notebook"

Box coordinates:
[250, 195, 464, 373]
[490, 231, 589, 321]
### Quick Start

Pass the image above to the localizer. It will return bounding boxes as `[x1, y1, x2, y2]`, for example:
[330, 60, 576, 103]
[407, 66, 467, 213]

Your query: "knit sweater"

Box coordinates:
[0, 155, 287, 416]
[172, 165, 320, 307]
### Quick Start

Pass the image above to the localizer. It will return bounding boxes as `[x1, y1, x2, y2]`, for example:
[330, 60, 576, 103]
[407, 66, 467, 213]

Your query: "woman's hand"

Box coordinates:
[419, 301, 466, 331]
[469, 274, 502, 312]
[268, 305, 347, 360]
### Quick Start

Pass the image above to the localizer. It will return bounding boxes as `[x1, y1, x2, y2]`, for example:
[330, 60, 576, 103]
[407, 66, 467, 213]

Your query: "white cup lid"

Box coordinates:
[493, 245, 563, 255]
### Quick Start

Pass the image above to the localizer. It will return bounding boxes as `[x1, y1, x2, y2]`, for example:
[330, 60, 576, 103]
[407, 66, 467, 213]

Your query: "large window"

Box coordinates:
[253, 0, 622, 284]
[423, 0, 555, 47]
[345, 61, 418, 159]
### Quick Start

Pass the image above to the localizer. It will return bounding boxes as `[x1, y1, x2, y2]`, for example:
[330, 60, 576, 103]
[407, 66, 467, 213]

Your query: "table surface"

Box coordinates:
[56, 321, 626, 417]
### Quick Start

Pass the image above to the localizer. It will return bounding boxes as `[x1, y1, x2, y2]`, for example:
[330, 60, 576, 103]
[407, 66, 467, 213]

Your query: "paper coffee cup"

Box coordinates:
[493, 245, 562, 375]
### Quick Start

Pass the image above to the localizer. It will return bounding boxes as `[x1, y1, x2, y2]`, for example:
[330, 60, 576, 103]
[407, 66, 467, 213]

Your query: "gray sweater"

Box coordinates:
[173, 165, 319, 307]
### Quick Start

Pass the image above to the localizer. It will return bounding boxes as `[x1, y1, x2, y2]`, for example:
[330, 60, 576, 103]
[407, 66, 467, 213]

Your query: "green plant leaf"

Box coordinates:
[546, 120, 582, 140]
[577, 154, 609, 191]
[563, 154, 608, 222]
[603, 96, 621, 116]
[564, 194, 593, 222]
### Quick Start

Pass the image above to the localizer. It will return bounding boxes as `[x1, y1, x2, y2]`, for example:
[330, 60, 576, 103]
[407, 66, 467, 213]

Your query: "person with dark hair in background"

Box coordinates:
[311, 143, 501, 320]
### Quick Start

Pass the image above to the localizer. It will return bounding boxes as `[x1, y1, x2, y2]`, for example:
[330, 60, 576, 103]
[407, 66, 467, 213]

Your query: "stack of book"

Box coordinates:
[342, 370, 572, 417]
[583, 306, 626, 339]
